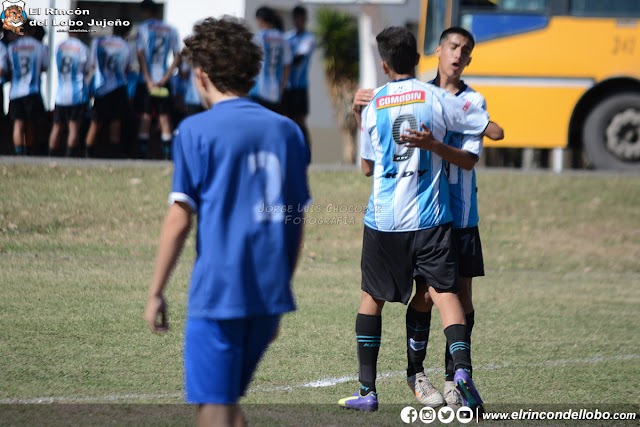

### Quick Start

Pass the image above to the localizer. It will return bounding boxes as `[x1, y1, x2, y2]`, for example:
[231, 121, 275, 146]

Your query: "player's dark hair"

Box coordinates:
[256, 6, 278, 27]
[140, 0, 159, 14]
[440, 27, 475, 50]
[182, 16, 262, 95]
[293, 5, 307, 18]
[376, 26, 418, 75]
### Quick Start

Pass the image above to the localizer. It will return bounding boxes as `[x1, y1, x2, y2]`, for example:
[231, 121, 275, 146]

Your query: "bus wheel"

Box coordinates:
[583, 93, 640, 171]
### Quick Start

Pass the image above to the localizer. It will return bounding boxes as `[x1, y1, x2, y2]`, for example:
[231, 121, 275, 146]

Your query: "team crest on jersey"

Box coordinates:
[1, 0, 27, 35]
[376, 90, 425, 110]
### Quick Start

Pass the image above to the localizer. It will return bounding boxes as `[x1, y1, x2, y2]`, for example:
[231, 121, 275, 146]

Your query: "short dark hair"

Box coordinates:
[293, 5, 307, 18]
[376, 26, 418, 75]
[440, 27, 475, 50]
[256, 6, 278, 27]
[140, 0, 159, 14]
[182, 17, 262, 95]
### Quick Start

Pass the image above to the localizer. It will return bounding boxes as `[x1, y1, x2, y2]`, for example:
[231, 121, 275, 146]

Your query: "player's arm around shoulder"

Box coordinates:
[472, 91, 504, 141]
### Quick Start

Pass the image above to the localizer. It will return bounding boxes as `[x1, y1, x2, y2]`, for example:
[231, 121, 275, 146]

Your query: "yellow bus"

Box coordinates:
[418, 0, 640, 171]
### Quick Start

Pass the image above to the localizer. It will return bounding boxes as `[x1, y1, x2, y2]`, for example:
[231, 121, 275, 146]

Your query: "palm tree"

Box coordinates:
[315, 8, 360, 163]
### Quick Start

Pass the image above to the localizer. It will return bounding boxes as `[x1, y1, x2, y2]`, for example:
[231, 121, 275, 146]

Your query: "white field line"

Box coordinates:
[1, 354, 638, 404]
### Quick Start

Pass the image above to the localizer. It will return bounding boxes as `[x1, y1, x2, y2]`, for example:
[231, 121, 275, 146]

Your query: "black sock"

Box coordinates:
[15, 146, 25, 155]
[85, 144, 96, 158]
[445, 311, 475, 381]
[66, 146, 81, 158]
[138, 138, 149, 159]
[406, 306, 431, 377]
[356, 313, 381, 395]
[444, 324, 472, 375]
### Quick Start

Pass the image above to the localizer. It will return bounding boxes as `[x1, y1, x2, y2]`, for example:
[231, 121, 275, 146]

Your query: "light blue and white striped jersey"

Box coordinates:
[250, 28, 292, 103]
[361, 78, 489, 232]
[55, 38, 90, 106]
[90, 36, 130, 97]
[431, 80, 486, 229]
[0, 42, 8, 84]
[136, 18, 180, 84]
[285, 30, 315, 89]
[7, 36, 49, 100]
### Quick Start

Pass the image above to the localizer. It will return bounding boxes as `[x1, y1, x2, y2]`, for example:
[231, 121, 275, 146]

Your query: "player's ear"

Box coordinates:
[435, 44, 441, 58]
[381, 61, 390, 75]
[413, 52, 419, 66]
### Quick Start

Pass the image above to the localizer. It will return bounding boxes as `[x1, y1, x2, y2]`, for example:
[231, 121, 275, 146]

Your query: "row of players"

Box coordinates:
[0, 2, 315, 159]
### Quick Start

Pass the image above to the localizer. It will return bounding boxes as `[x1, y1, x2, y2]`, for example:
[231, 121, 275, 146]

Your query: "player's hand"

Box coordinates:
[401, 123, 437, 150]
[146, 81, 156, 92]
[145, 294, 169, 333]
[352, 88, 374, 115]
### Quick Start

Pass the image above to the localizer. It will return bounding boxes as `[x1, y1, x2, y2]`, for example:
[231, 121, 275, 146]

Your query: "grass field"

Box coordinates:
[0, 160, 639, 426]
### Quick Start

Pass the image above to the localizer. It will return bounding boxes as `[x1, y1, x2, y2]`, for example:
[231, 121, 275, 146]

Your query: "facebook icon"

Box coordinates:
[400, 406, 418, 423]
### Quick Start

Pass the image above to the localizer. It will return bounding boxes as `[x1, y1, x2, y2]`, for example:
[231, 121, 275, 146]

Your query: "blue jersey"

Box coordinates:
[0, 42, 8, 84]
[170, 97, 311, 320]
[136, 18, 180, 84]
[250, 29, 292, 103]
[360, 78, 489, 231]
[90, 36, 129, 97]
[7, 36, 48, 100]
[55, 38, 90, 106]
[432, 81, 486, 229]
[285, 30, 315, 90]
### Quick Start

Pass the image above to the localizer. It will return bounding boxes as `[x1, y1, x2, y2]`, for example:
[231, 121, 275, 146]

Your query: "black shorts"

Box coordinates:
[281, 89, 309, 116]
[454, 226, 485, 278]
[134, 83, 172, 115]
[185, 104, 205, 117]
[9, 94, 45, 121]
[92, 87, 129, 122]
[53, 104, 86, 123]
[361, 224, 457, 304]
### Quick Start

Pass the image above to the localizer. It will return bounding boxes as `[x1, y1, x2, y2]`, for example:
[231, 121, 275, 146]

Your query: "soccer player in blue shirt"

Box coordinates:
[282, 5, 315, 149]
[249, 6, 292, 113]
[48, 32, 90, 157]
[338, 26, 487, 413]
[7, 24, 48, 155]
[144, 17, 310, 426]
[135, 0, 181, 159]
[85, 28, 130, 158]
[400, 27, 503, 409]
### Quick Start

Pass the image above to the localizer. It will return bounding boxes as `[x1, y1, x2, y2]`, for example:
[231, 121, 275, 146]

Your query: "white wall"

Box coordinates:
[165, 0, 246, 44]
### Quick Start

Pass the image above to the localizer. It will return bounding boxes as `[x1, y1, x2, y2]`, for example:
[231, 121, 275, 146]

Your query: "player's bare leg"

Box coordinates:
[48, 122, 62, 155]
[138, 113, 152, 159]
[158, 113, 173, 160]
[67, 119, 81, 157]
[197, 404, 245, 427]
[13, 119, 26, 154]
[85, 120, 101, 157]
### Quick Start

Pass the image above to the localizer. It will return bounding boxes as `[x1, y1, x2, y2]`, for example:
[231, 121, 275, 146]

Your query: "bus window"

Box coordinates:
[570, 0, 640, 18]
[459, 0, 550, 43]
[424, 0, 447, 54]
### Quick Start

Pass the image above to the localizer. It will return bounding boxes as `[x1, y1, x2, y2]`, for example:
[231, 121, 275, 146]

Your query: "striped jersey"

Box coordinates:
[250, 28, 292, 103]
[90, 36, 130, 97]
[432, 80, 486, 229]
[136, 18, 180, 84]
[285, 30, 315, 89]
[361, 78, 489, 232]
[55, 38, 90, 106]
[7, 36, 49, 100]
[0, 42, 7, 84]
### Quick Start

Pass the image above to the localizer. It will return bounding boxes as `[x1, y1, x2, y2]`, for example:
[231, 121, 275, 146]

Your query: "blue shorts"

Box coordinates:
[184, 315, 281, 404]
